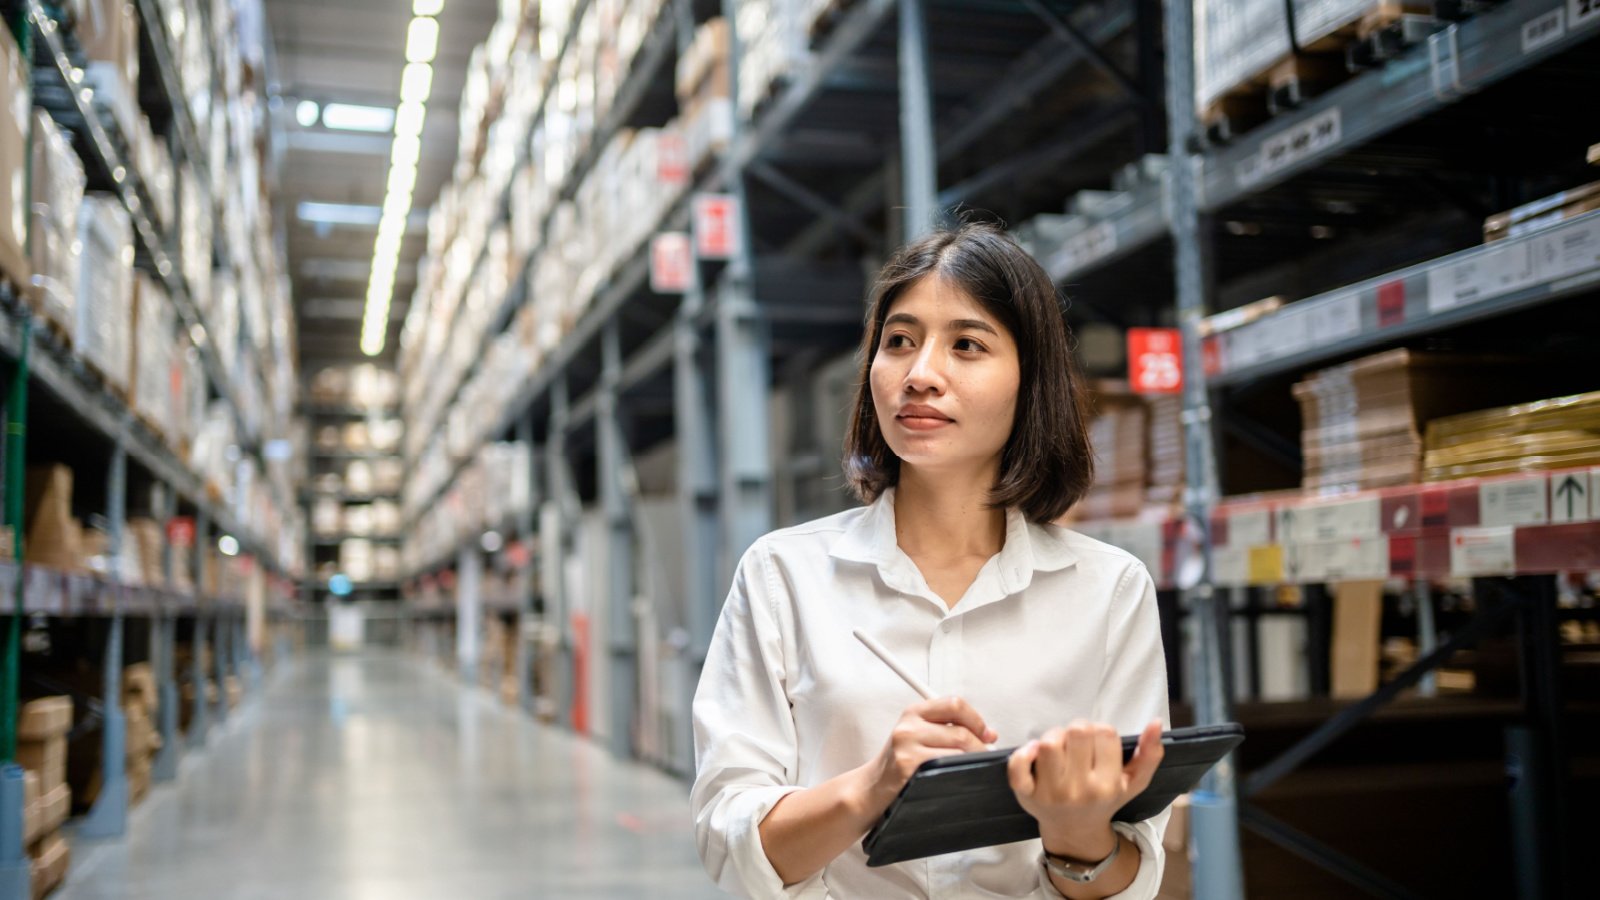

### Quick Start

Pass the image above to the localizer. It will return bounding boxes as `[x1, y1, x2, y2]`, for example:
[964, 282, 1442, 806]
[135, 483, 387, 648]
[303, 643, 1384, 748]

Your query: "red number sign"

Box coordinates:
[1128, 327, 1183, 395]
[693, 193, 740, 260]
[650, 233, 692, 293]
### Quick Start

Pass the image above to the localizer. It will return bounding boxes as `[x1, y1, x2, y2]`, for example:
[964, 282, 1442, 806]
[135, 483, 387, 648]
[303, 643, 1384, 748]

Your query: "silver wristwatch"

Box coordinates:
[1040, 836, 1121, 884]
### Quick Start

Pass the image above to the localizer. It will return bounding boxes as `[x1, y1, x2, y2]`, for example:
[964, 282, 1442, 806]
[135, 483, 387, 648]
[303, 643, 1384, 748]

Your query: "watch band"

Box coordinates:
[1040, 835, 1121, 884]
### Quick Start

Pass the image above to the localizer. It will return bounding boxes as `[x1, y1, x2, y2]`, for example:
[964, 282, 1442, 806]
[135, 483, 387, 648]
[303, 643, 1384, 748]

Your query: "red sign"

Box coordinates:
[657, 132, 689, 187]
[693, 193, 740, 260]
[1128, 328, 1183, 394]
[650, 233, 692, 293]
[1377, 280, 1406, 327]
[166, 517, 196, 548]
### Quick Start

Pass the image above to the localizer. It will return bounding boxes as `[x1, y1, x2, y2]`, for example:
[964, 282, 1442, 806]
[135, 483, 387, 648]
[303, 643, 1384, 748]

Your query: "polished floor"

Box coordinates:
[58, 652, 718, 899]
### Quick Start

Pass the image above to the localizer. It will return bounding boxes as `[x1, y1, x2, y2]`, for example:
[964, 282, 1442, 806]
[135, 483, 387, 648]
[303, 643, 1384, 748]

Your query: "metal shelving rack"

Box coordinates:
[0, 1, 299, 872]
[401, 0, 1595, 895]
[304, 401, 403, 607]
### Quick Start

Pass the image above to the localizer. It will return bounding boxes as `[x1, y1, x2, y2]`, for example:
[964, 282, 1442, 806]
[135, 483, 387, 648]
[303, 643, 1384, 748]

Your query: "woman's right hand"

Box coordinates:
[856, 696, 998, 816]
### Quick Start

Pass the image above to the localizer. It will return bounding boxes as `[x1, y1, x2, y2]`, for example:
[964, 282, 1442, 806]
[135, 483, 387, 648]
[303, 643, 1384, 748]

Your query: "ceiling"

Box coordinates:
[264, 0, 498, 371]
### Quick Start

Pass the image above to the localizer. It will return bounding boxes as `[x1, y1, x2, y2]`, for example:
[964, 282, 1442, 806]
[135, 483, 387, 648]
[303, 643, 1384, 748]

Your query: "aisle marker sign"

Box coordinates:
[693, 194, 741, 260]
[650, 233, 692, 293]
[1549, 471, 1593, 524]
[1127, 328, 1182, 394]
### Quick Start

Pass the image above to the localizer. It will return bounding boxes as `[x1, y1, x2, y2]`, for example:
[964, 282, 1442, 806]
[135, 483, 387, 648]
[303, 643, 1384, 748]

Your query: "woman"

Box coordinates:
[692, 223, 1170, 899]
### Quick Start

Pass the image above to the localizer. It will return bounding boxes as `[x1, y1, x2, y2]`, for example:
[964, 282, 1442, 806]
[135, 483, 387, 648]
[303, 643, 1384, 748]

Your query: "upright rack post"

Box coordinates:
[79, 438, 129, 838]
[0, 316, 31, 899]
[598, 321, 637, 756]
[1161, 0, 1244, 895]
[898, 0, 936, 238]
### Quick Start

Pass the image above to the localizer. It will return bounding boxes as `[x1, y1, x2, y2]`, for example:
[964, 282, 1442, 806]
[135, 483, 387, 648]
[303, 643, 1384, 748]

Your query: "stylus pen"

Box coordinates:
[853, 628, 997, 748]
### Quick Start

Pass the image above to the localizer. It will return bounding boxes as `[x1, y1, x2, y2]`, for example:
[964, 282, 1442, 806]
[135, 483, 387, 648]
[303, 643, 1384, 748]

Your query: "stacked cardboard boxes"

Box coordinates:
[17, 697, 73, 898]
[734, 1, 809, 120]
[1146, 394, 1186, 507]
[1294, 349, 1545, 493]
[1079, 385, 1150, 520]
[122, 664, 163, 805]
[24, 466, 83, 573]
[677, 18, 733, 173]
[130, 274, 176, 442]
[1483, 181, 1600, 243]
[1193, 0, 1291, 119]
[27, 112, 85, 339]
[77, 0, 142, 142]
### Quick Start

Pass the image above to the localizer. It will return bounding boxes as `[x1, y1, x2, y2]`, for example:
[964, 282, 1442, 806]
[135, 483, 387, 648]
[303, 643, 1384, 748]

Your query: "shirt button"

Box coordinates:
[940, 620, 954, 633]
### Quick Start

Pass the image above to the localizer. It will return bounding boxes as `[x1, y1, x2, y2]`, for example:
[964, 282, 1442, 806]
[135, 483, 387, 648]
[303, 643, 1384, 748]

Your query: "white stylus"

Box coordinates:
[853, 628, 997, 748]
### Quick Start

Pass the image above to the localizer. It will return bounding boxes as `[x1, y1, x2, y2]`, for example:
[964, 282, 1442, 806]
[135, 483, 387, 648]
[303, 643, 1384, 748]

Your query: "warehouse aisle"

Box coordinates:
[55, 654, 716, 900]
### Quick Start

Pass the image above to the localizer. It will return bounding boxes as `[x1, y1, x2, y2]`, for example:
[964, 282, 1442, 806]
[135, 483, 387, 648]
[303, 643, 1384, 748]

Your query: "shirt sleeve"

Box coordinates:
[690, 542, 825, 899]
[1072, 560, 1172, 900]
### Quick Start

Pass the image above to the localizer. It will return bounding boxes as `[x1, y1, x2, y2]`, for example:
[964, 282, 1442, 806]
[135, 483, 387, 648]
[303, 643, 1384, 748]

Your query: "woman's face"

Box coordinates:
[870, 275, 1021, 481]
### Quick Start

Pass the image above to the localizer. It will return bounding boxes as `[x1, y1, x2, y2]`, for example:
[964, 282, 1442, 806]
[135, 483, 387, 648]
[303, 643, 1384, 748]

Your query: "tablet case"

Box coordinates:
[862, 723, 1245, 867]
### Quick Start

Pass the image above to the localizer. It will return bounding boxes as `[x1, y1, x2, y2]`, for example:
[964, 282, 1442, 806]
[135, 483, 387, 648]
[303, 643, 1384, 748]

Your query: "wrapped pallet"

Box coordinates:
[131, 273, 176, 442]
[76, 195, 135, 396]
[1291, 0, 1430, 52]
[77, 0, 141, 140]
[16, 697, 72, 900]
[1424, 390, 1600, 481]
[1194, 0, 1292, 117]
[0, 25, 28, 289]
[27, 112, 85, 337]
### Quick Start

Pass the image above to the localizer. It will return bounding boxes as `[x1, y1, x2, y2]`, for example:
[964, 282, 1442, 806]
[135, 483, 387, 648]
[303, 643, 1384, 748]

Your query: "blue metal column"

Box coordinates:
[1162, 0, 1245, 895]
[544, 377, 577, 727]
[514, 414, 539, 713]
[457, 544, 482, 686]
[80, 438, 129, 838]
[187, 513, 210, 748]
[599, 322, 638, 757]
[898, 0, 937, 239]
[211, 605, 229, 725]
[675, 252, 719, 774]
[152, 487, 179, 781]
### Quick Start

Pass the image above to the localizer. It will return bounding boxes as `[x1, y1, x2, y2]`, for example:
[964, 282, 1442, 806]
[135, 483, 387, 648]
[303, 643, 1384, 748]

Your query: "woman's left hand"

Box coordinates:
[1006, 719, 1165, 858]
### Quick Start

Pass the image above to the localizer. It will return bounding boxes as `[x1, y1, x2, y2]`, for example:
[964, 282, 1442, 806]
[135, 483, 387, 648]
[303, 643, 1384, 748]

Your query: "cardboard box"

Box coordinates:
[79, 1, 141, 140]
[15, 737, 67, 795]
[28, 112, 84, 336]
[1331, 581, 1384, 698]
[36, 784, 69, 838]
[123, 663, 158, 713]
[0, 24, 30, 287]
[1194, 0, 1291, 113]
[29, 830, 70, 900]
[17, 697, 73, 741]
[76, 195, 134, 394]
[24, 467, 82, 572]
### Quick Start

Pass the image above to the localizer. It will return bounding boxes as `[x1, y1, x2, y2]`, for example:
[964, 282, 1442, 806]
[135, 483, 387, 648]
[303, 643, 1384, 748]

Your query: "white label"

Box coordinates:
[1212, 544, 1249, 588]
[1571, 0, 1600, 29]
[1306, 291, 1362, 345]
[1530, 214, 1600, 281]
[1226, 508, 1272, 547]
[1450, 527, 1516, 576]
[1480, 477, 1549, 527]
[1056, 221, 1119, 274]
[1550, 471, 1593, 523]
[1288, 537, 1388, 583]
[1236, 108, 1343, 188]
[1279, 497, 1380, 543]
[1427, 243, 1538, 313]
[1523, 9, 1566, 51]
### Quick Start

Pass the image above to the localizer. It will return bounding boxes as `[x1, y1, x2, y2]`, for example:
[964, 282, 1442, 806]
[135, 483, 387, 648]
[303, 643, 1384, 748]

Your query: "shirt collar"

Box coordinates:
[830, 488, 1079, 601]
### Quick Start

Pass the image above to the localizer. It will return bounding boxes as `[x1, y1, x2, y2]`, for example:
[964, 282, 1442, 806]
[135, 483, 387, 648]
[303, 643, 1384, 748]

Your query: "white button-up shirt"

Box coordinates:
[692, 489, 1171, 899]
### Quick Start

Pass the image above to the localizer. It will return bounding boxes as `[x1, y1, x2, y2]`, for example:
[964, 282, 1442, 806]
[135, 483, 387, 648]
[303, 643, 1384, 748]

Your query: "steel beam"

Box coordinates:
[898, 0, 937, 238]
[599, 322, 638, 757]
[747, 162, 881, 247]
[1020, 0, 1145, 101]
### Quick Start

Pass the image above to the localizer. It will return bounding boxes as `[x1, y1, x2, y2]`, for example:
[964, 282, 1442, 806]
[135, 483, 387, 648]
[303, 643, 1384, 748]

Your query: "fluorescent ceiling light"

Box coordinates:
[390, 133, 421, 168]
[413, 0, 445, 15]
[406, 17, 440, 63]
[400, 63, 434, 104]
[295, 100, 320, 127]
[387, 164, 418, 197]
[321, 102, 396, 133]
[297, 201, 382, 227]
[394, 100, 427, 137]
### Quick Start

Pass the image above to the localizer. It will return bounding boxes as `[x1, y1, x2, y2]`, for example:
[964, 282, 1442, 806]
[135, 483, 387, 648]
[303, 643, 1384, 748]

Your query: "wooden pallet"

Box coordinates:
[1201, 52, 1351, 143]
[1298, 1, 1429, 53]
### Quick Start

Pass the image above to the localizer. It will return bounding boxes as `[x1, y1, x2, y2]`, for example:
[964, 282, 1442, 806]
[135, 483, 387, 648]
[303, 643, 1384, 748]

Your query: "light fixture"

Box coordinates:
[295, 99, 320, 127]
[320, 102, 396, 133]
[218, 535, 240, 557]
[481, 531, 503, 553]
[363, 11, 439, 357]
[297, 201, 383, 227]
[406, 16, 440, 63]
[394, 100, 427, 138]
[400, 63, 434, 104]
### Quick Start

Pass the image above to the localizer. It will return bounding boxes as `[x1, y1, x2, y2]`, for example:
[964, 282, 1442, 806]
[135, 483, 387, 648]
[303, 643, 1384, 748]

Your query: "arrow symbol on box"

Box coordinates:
[1555, 475, 1584, 520]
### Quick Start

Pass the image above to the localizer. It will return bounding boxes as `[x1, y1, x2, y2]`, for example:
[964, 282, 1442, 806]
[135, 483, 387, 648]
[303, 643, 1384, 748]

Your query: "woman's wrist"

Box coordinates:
[1039, 821, 1119, 863]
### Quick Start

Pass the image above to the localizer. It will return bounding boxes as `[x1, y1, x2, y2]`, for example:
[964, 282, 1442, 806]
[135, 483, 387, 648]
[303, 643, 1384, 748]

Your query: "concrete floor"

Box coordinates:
[57, 653, 719, 900]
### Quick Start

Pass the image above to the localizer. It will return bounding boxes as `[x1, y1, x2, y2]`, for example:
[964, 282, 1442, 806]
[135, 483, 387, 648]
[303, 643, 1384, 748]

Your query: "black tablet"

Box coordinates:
[862, 723, 1244, 867]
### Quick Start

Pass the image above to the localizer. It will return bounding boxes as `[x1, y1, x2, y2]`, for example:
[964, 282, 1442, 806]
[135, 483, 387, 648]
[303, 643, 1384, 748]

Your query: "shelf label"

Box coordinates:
[649, 233, 692, 293]
[1225, 508, 1272, 547]
[1571, 0, 1600, 30]
[1428, 242, 1539, 313]
[1480, 476, 1549, 526]
[1450, 526, 1515, 576]
[1549, 471, 1594, 524]
[1523, 9, 1565, 52]
[1236, 107, 1343, 189]
[1212, 544, 1249, 587]
[693, 193, 741, 260]
[1248, 545, 1285, 584]
[1291, 536, 1389, 582]
[1277, 497, 1380, 543]
[1306, 290, 1361, 343]
[1530, 213, 1600, 281]
[1376, 280, 1406, 327]
[1128, 328, 1182, 394]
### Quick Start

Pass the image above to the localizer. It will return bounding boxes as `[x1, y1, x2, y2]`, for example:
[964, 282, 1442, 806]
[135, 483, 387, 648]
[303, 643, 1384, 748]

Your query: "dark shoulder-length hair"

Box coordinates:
[842, 222, 1095, 523]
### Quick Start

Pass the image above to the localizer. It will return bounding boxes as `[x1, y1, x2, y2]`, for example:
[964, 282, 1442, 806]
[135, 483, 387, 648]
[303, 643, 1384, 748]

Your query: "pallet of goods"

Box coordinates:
[27, 112, 86, 343]
[122, 663, 163, 806]
[0, 25, 31, 293]
[1423, 389, 1600, 482]
[17, 697, 74, 899]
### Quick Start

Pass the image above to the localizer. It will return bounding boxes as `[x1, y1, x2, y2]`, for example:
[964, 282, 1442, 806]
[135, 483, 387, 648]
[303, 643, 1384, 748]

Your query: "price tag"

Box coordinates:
[1450, 527, 1515, 576]
[1127, 328, 1182, 394]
